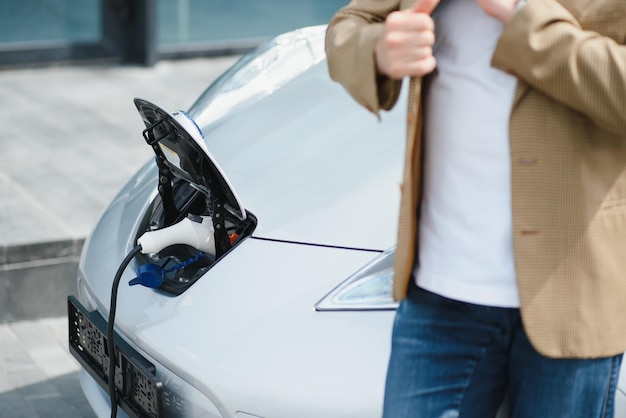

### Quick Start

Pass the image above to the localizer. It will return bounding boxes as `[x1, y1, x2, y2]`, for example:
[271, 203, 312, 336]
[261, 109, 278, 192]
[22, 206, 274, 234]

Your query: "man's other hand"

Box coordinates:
[476, 0, 518, 23]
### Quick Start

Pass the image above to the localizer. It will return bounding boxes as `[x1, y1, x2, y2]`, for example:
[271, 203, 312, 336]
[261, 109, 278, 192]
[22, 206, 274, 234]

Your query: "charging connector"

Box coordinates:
[138, 214, 216, 255]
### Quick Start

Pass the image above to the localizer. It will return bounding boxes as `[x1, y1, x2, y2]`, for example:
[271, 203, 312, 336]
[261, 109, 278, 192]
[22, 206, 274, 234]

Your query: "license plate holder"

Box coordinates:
[68, 296, 164, 418]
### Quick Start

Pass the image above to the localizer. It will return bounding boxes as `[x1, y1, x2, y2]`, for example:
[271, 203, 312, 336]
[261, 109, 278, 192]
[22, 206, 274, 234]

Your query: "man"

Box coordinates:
[326, 0, 626, 416]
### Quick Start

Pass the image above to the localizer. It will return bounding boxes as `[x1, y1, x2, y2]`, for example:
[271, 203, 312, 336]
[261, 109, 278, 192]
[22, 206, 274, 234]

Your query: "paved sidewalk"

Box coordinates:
[0, 316, 93, 418]
[0, 57, 238, 248]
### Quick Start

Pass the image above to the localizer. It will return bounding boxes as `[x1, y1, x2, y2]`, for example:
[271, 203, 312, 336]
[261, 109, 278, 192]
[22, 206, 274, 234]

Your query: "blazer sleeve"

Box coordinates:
[325, 0, 404, 116]
[492, 0, 626, 136]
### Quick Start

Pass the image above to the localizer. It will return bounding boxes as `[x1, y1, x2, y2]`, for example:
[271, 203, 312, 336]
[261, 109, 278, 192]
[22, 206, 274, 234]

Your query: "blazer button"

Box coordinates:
[517, 157, 538, 165]
[520, 230, 539, 236]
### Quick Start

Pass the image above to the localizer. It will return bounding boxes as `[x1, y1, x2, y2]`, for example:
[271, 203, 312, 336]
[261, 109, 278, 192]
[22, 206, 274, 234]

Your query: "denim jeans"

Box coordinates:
[382, 282, 623, 418]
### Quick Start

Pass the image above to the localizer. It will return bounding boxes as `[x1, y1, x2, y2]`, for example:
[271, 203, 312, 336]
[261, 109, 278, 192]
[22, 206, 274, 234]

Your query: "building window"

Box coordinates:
[0, 0, 100, 45]
[157, 0, 344, 46]
[0, 0, 346, 67]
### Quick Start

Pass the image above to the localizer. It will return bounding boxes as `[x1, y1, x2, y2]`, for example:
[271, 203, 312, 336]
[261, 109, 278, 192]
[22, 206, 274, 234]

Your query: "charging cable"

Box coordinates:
[106, 215, 217, 417]
[107, 244, 142, 418]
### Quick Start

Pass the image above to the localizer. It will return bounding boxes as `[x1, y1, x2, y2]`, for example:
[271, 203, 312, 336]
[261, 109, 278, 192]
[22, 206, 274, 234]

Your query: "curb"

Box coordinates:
[0, 239, 84, 323]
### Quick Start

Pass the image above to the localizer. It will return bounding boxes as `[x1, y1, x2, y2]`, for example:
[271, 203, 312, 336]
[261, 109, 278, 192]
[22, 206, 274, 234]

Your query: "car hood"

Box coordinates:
[188, 60, 407, 251]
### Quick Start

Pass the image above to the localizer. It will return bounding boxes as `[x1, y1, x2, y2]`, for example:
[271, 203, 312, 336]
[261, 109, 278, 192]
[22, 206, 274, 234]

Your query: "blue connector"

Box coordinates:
[130, 251, 204, 288]
[129, 264, 164, 288]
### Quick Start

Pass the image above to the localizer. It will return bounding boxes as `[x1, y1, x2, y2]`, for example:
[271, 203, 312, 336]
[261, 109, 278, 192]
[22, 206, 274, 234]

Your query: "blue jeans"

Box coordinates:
[382, 282, 623, 418]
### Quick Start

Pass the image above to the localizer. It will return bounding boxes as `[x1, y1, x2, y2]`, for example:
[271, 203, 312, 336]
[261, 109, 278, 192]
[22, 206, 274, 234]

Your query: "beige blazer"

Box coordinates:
[326, 0, 626, 358]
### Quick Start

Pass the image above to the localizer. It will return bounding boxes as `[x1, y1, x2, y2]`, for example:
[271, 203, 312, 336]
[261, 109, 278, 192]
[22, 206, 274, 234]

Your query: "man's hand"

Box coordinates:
[375, 0, 440, 79]
[476, 0, 518, 23]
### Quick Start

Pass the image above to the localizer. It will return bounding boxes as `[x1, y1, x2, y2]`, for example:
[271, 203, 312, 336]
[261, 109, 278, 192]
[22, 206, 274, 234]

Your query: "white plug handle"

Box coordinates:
[137, 215, 216, 255]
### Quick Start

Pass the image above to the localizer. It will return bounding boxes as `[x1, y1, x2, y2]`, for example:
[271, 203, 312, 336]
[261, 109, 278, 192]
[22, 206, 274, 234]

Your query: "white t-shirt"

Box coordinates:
[413, 0, 520, 307]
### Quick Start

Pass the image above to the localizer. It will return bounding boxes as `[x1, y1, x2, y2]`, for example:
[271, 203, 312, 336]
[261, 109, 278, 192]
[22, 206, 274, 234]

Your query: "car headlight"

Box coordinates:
[316, 248, 398, 311]
[188, 25, 326, 128]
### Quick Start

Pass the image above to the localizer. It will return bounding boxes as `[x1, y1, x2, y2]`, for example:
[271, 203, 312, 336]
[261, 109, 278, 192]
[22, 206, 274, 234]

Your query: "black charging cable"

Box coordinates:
[107, 244, 142, 418]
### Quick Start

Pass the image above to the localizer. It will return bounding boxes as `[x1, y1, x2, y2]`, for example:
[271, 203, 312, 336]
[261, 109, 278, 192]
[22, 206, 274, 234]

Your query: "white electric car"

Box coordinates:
[68, 25, 626, 418]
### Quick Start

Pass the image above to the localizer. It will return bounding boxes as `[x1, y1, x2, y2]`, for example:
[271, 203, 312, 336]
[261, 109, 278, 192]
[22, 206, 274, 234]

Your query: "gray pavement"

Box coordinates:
[0, 56, 240, 416]
[0, 317, 93, 417]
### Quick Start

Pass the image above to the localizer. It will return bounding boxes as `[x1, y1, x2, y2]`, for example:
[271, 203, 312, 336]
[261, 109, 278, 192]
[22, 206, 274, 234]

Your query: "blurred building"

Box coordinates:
[0, 0, 344, 67]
